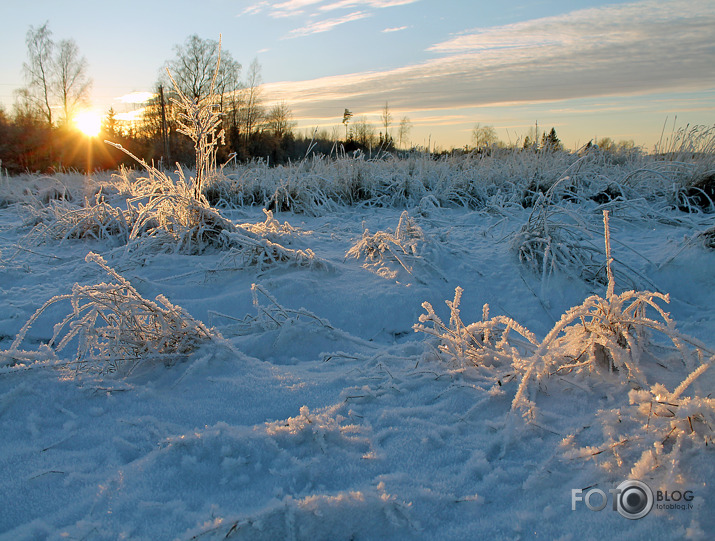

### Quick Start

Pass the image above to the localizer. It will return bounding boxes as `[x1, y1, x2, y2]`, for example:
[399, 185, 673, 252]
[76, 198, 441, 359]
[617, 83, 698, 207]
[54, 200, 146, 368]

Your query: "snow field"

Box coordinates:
[0, 153, 713, 539]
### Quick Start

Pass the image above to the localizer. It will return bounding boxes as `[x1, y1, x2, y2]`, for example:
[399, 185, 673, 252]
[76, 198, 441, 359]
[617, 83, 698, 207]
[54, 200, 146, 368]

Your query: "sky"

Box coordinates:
[1, 0, 714, 150]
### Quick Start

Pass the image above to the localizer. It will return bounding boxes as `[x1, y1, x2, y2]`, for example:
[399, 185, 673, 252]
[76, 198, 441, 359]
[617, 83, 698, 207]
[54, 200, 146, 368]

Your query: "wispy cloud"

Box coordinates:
[428, 0, 714, 56]
[239, 1, 270, 16]
[272, 0, 325, 17]
[241, 0, 417, 20]
[382, 25, 407, 33]
[320, 0, 418, 11]
[116, 91, 155, 103]
[262, 0, 715, 119]
[284, 10, 371, 38]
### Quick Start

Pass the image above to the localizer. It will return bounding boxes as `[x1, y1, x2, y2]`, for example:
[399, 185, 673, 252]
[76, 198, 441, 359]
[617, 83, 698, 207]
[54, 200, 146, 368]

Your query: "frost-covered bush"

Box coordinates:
[166, 43, 225, 199]
[240, 209, 298, 240]
[563, 363, 714, 481]
[207, 283, 336, 337]
[415, 286, 537, 369]
[65, 37, 234, 255]
[105, 146, 238, 255]
[416, 210, 714, 439]
[1, 252, 218, 373]
[511, 199, 602, 285]
[697, 225, 715, 249]
[346, 211, 444, 284]
[414, 281, 701, 423]
[512, 200, 651, 292]
[210, 209, 329, 272]
[248, 283, 335, 332]
[216, 232, 326, 272]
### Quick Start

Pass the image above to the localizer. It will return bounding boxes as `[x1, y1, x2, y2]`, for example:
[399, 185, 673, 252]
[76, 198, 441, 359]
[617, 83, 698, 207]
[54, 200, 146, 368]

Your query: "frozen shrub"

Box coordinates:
[417, 211, 714, 428]
[249, 283, 334, 332]
[697, 225, 715, 249]
[347, 211, 443, 284]
[512, 197, 651, 292]
[538, 288, 691, 384]
[415, 286, 537, 369]
[211, 209, 329, 272]
[216, 232, 327, 272]
[677, 172, 715, 213]
[209, 283, 336, 338]
[106, 143, 239, 255]
[511, 196, 604, 288]
[239, 209, 300, 243]
[1, 252, 218, 373]
[87, 36, 234, 255]
[563, 363, 714, 481]
[167, 37, 225, 198]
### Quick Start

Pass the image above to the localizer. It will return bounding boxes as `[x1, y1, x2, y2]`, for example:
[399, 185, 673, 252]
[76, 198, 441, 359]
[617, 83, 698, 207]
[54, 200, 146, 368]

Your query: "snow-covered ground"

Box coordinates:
[0, 160, 713, 540]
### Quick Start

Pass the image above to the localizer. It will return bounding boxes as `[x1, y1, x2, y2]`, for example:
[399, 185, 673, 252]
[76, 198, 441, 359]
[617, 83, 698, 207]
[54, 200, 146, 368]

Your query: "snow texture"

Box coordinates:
[0, 152, 713, 540]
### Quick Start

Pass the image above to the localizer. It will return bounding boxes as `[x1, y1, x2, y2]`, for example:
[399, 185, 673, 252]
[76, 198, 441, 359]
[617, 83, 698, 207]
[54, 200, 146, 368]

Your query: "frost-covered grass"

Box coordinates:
[346, 210, 447, 284]
[196, 140, 715, 215]
[1, 252, 220, 374]
[0, 146, 713, 539]
[417, 211, 714, 482]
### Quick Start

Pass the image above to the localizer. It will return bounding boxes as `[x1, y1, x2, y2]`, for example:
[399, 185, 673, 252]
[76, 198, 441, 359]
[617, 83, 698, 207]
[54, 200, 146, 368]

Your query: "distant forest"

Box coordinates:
[1, 27, 632, 175]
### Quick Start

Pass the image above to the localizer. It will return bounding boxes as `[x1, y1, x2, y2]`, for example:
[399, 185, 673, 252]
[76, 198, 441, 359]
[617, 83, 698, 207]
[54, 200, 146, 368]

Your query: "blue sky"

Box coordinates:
[1, 0, 714, 150]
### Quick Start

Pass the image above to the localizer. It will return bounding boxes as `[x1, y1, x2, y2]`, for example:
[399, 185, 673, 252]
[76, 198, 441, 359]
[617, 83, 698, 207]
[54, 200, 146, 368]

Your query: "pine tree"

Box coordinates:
[542, 127, 563, 152]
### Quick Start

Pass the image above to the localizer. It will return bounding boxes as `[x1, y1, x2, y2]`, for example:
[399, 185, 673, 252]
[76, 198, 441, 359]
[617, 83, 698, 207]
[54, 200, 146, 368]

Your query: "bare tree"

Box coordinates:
[12, 88, 36, 120]
[265, 101, 295, 138]
[22, 22, 54, 126]
[471, 123, 498, 150]
[220, 58, 242, 135]
[240, 58, 264, 142]
[54, 39, 91, 124]
[353, 116, 376, 148]
[22, 23, 93, 127]
[164, 35, 241, 103]
[381, 102, 392, 144]
[398, 116, 412, 149]
[225, 78, 244, 136]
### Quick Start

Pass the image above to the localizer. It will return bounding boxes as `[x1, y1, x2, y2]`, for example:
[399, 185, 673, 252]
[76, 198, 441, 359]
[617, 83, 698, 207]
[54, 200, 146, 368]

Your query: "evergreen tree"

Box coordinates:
[542, 127, 563, 152]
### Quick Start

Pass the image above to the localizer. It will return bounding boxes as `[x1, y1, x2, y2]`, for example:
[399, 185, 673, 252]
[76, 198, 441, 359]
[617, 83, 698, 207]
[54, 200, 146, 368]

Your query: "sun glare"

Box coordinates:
[75, 110, 102, 137]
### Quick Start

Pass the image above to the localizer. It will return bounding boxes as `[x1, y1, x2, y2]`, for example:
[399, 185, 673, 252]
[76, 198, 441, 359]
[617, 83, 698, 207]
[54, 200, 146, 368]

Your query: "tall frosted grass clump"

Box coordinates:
[346, 211, 445, 284]
[110, 36, 226, 199]
[1, 252, 219, 374]
[416, 210, 714, 476]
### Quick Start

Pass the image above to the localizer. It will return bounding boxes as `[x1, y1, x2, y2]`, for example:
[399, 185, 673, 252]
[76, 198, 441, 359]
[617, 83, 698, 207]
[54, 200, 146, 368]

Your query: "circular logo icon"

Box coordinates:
[615, 480, 653, 519]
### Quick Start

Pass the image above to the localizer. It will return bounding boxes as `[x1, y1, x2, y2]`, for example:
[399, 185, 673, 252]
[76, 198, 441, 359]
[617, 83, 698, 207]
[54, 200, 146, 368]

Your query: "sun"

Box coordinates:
[75, 110, 102, 137]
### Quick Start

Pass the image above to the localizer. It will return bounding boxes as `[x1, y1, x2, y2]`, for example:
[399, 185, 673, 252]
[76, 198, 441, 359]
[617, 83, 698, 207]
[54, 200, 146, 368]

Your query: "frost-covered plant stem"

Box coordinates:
[167, 36, 225, 199]
[603, 210, 615, 298]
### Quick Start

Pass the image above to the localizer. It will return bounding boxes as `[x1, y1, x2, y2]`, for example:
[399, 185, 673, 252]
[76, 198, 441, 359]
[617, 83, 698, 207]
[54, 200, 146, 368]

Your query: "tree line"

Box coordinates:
[0, 28, 415, 174]
[0, 27, 635, 175]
